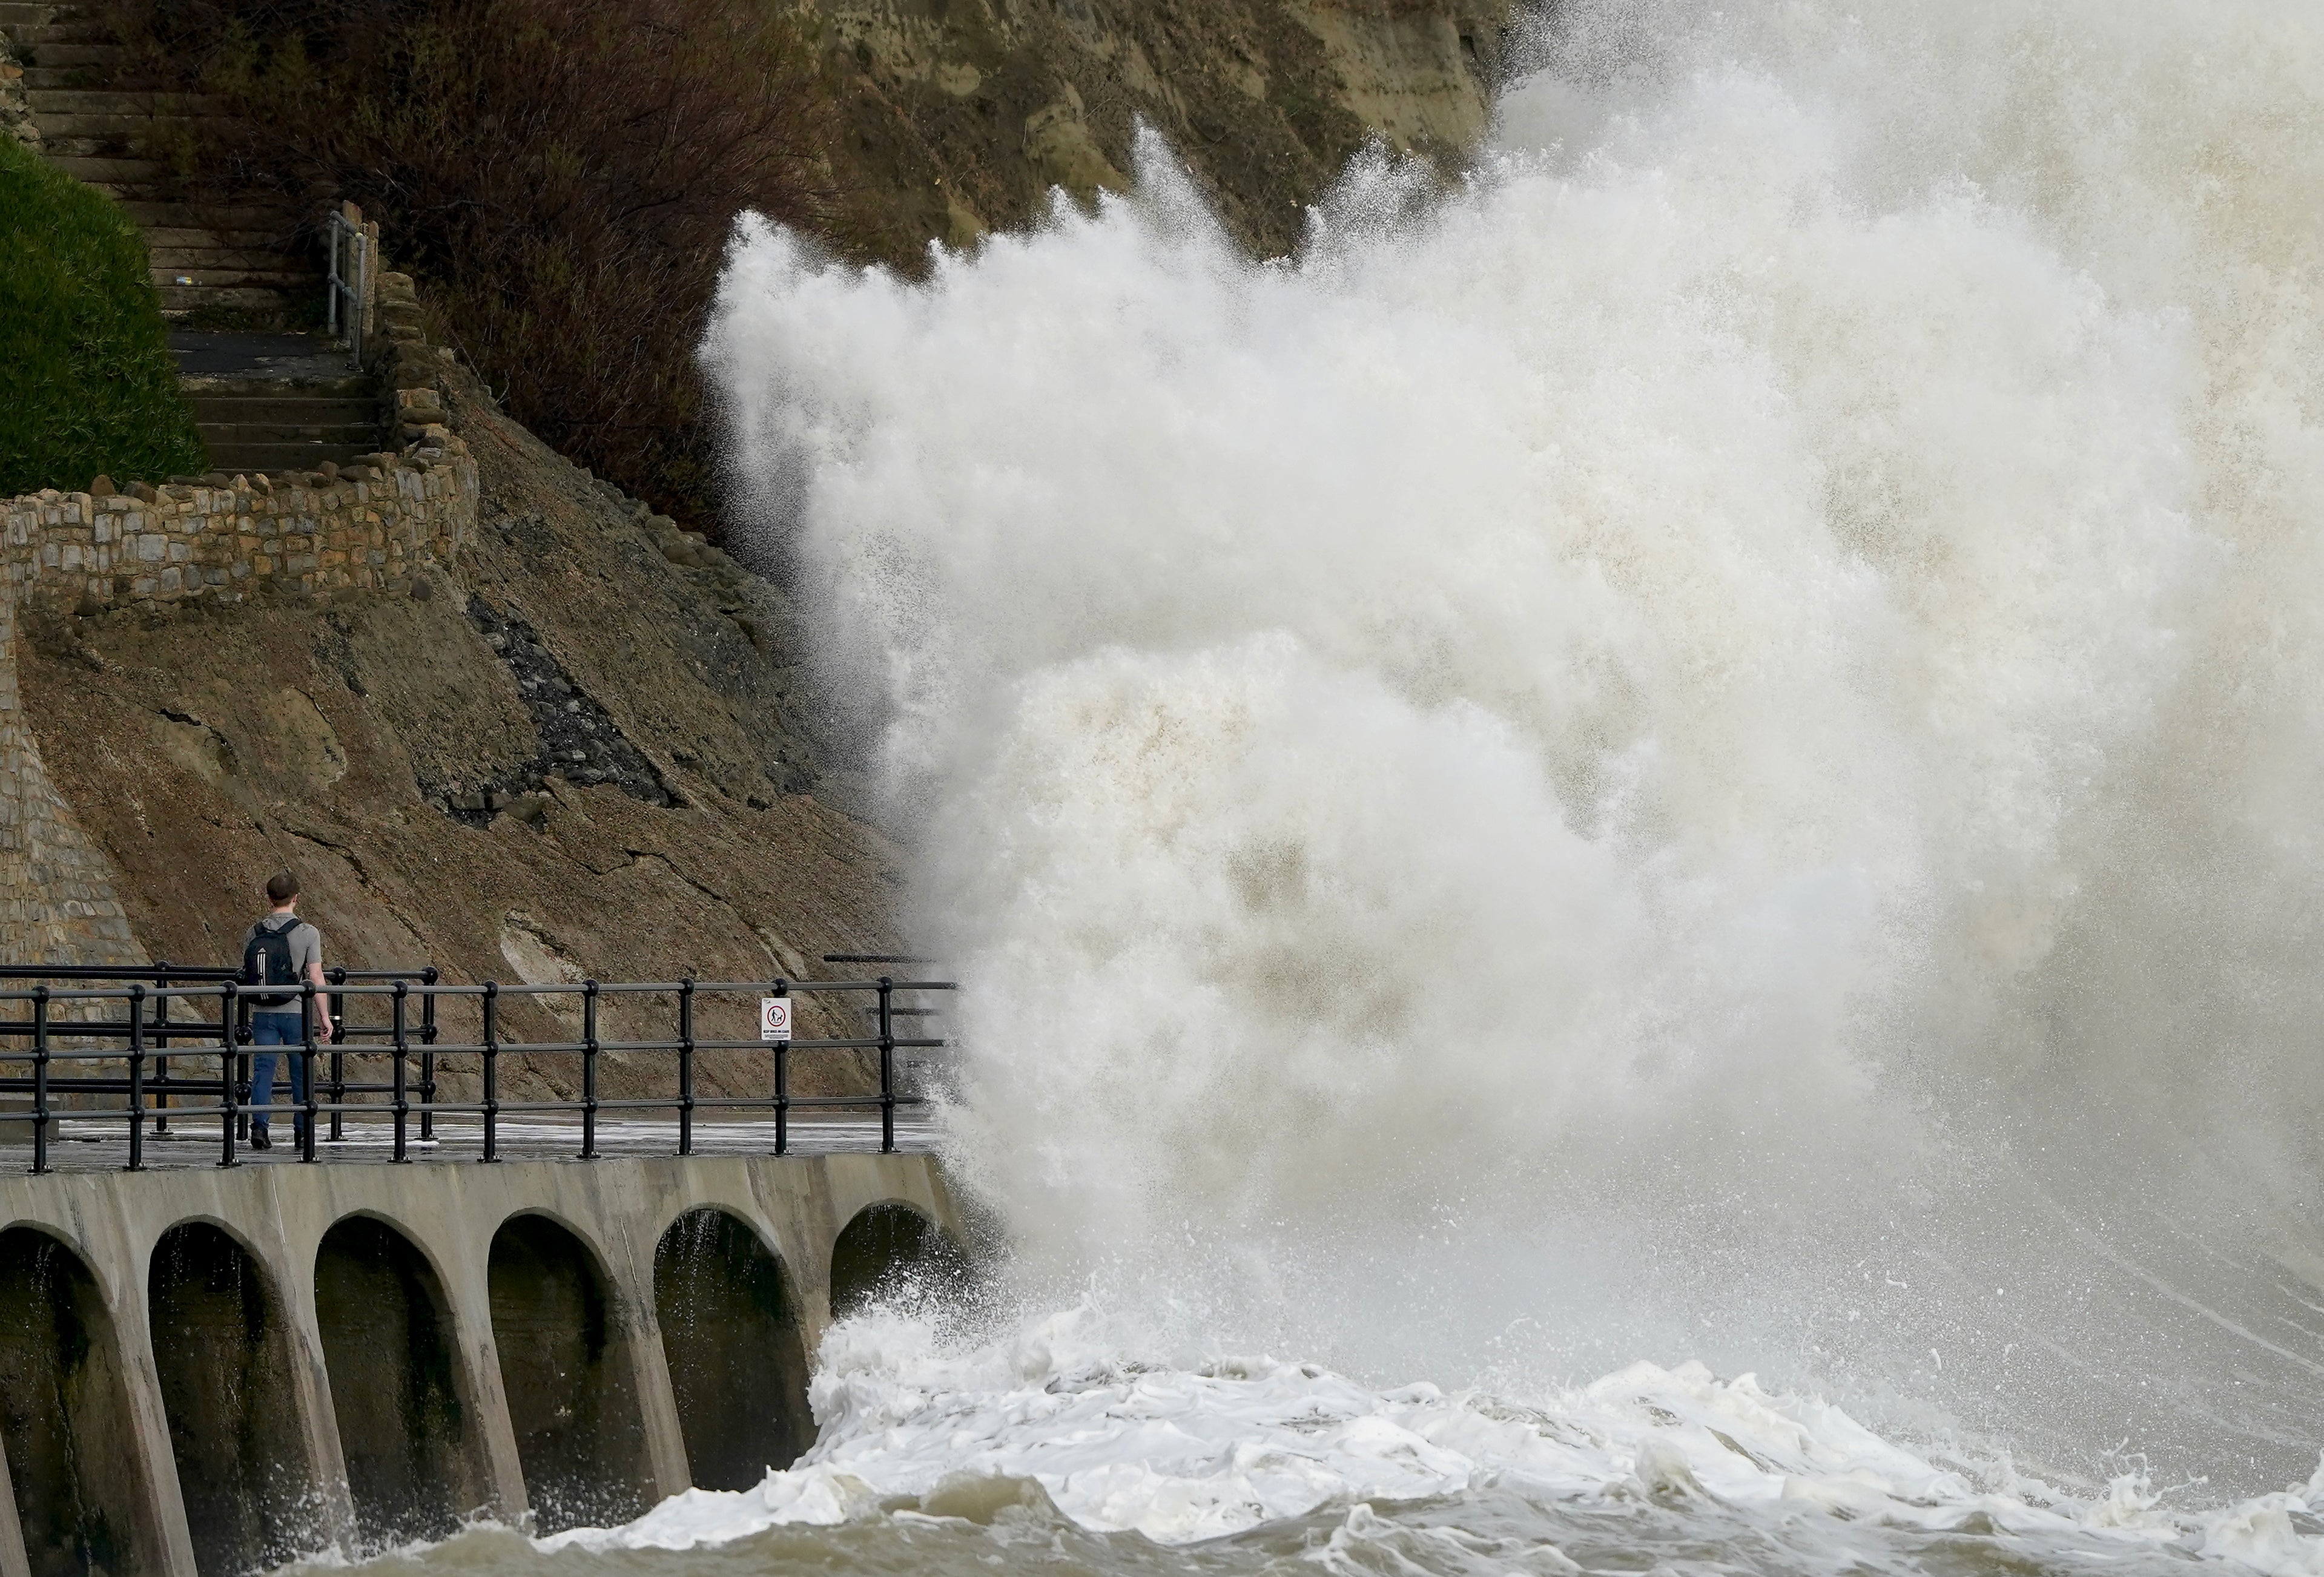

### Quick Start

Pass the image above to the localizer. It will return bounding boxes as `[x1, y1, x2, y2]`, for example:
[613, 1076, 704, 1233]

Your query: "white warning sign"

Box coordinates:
[759, 996, 793, 1042]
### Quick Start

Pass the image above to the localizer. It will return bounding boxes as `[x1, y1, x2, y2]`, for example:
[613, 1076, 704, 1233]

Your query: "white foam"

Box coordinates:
[547, 1306, 2324, 1572]
[704, 0, 2324, 1506]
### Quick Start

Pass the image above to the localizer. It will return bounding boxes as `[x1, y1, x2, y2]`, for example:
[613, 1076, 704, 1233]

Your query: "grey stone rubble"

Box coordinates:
[449, 589, 681, 822]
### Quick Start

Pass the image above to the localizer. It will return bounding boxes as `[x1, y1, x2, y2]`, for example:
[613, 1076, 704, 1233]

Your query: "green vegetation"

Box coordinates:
[0, 137, 206, 495]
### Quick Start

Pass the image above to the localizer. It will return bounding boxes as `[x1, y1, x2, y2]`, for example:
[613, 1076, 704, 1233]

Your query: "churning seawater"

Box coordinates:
[325, 0, 2324, 1572]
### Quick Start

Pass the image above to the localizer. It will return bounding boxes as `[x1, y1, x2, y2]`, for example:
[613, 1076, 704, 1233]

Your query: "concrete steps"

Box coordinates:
[42, 152, 165, 183]
[15, 42, 127, 67]
[173, 333, 384, 473]
[158, 281, 309, 315]
[151, 249, 308, 277]
[8, 20, 111, 47]
[10, 2, 326, 328]
[24, 88, 228, 113]
[10, 4, 380, 467]
[119, 200, 297, 231]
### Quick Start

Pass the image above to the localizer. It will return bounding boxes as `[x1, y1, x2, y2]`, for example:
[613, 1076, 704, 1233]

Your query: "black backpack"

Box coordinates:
[242, 922, 300, 1007]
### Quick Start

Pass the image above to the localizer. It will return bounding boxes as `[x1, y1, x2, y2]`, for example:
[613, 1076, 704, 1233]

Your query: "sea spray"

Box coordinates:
[706, 0, 2323, 1506]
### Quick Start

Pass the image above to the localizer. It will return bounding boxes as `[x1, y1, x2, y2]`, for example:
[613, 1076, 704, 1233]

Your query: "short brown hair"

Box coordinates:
[265, 871, 299, 905]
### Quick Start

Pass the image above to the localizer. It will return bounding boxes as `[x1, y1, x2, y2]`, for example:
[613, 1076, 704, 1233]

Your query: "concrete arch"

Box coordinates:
[0, 1226, 166, 1577]
[147, 1223, 322, 1577]
[0, 1218, 125, 1312]
[486, 1213, 654, 1533]
[652, 1209, 812, 1490]
[317, 1207, 464, 1296]
[314, 1216, 491, 1547]
[828, 1200, 968, 1322]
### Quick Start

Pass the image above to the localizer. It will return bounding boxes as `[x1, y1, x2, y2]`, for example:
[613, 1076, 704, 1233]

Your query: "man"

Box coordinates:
[242, 871, 335, 1150]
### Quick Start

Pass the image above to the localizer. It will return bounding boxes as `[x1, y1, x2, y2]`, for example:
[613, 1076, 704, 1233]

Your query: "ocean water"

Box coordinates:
[343, 0, 2324, 1572]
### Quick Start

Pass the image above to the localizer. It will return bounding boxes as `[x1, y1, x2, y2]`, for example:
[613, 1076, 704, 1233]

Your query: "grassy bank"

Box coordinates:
[0, 138, 205, 495]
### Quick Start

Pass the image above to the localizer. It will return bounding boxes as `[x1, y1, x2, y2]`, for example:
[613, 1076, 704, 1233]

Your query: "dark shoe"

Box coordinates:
[250, 1128, 272, 1151]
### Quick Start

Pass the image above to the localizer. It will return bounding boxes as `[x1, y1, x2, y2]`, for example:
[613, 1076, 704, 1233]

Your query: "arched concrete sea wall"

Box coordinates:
[0, 1153, 962, 1577]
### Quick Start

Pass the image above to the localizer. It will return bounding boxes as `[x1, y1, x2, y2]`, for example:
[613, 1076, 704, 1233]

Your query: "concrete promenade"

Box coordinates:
[0, 1143, 965, 1577]
[0, 1113, 937, 1172]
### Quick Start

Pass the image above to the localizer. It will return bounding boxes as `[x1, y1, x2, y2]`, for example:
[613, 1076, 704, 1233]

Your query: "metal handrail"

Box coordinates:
[325, 207, 369, 366]
[0, 969, 954, 1173]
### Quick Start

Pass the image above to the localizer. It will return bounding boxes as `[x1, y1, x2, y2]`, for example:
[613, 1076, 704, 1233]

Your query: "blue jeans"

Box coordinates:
[249, 1011, 312, 1135]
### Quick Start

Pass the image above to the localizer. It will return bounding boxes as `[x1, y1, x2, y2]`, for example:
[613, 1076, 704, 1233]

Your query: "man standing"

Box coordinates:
[243, 871, 335, 1150]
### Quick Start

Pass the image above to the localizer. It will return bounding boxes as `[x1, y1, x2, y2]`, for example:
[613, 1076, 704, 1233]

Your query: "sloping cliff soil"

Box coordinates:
[808, 0, 1517, 265]
[16, 375, 898, 1096]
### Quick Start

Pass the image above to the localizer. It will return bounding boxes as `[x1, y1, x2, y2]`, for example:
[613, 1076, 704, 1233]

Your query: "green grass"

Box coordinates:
[0, 137, 206, 495]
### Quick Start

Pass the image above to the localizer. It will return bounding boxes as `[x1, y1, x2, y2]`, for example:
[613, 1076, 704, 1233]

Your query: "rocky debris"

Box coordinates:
[432, 587, 679, 825]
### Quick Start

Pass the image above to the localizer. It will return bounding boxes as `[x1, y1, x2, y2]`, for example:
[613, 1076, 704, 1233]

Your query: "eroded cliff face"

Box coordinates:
[802, 0, 1520, 265]
[16, 375, 896, 1088]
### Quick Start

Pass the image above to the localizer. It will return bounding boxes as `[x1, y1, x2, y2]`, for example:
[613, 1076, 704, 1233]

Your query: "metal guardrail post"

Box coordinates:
[677, 978, 695, 1157]
[773, 978, 790, 1157]
[581, 980, 599, 1160]
[151, 963, 171, 1136]
[481, 981, 500, 1163]
[391, 981, 410, 1163]
[878, 975, 895, 1155]
[326, 207, 368, 368]
[327, 966, 346, 1142]
[300, 979, 321, 1163]
[218, 980, 238, 1168]
[418, 966, 439, 1141]
[30, 986, 50, 1176]
[300, 983, 319, 1164]
[127, 984, 146, 1171]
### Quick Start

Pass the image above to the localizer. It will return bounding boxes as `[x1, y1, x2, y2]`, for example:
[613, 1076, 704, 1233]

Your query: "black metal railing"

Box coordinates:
[0, 958, 953, 1174]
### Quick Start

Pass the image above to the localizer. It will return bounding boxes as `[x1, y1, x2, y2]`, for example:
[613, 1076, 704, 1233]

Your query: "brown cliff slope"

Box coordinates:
[806, 0, 1519, 265]
[15, 373, 897, 1091]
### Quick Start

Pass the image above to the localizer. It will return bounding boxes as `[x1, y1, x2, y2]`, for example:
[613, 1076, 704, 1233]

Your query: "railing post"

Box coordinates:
[127, 984, 146, 1171]
[218, 980, 238, 1168]
[299, 981, 319, 1164]
[418, 966, 439, 1141]
[300, 994, 318, 1165]
[30, 986, 50, 1176]
[677, 978, 695, 1158]
[391, 981, 410, 1163]
[151, 963, 171, 1136]
[581, 980, 599, 1159]
[327, 965, 346, 1142]
[481, 981, 500, 1163]
[772, 978, 789, 1157]
[877, 975, 895, 1155]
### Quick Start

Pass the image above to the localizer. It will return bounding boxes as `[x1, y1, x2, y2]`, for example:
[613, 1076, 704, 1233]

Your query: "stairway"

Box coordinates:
[172, 332, 383, 473]
[1, 0, 320, 322]
[4, 0, 386, 474]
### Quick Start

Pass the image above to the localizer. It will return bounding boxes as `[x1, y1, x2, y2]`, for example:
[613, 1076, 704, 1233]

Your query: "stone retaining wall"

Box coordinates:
[4, 446, 476, 617]
[0, 25, 36, 151]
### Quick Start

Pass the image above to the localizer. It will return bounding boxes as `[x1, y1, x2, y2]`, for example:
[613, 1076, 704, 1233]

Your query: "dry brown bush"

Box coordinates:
[116, 0, 827, 526]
